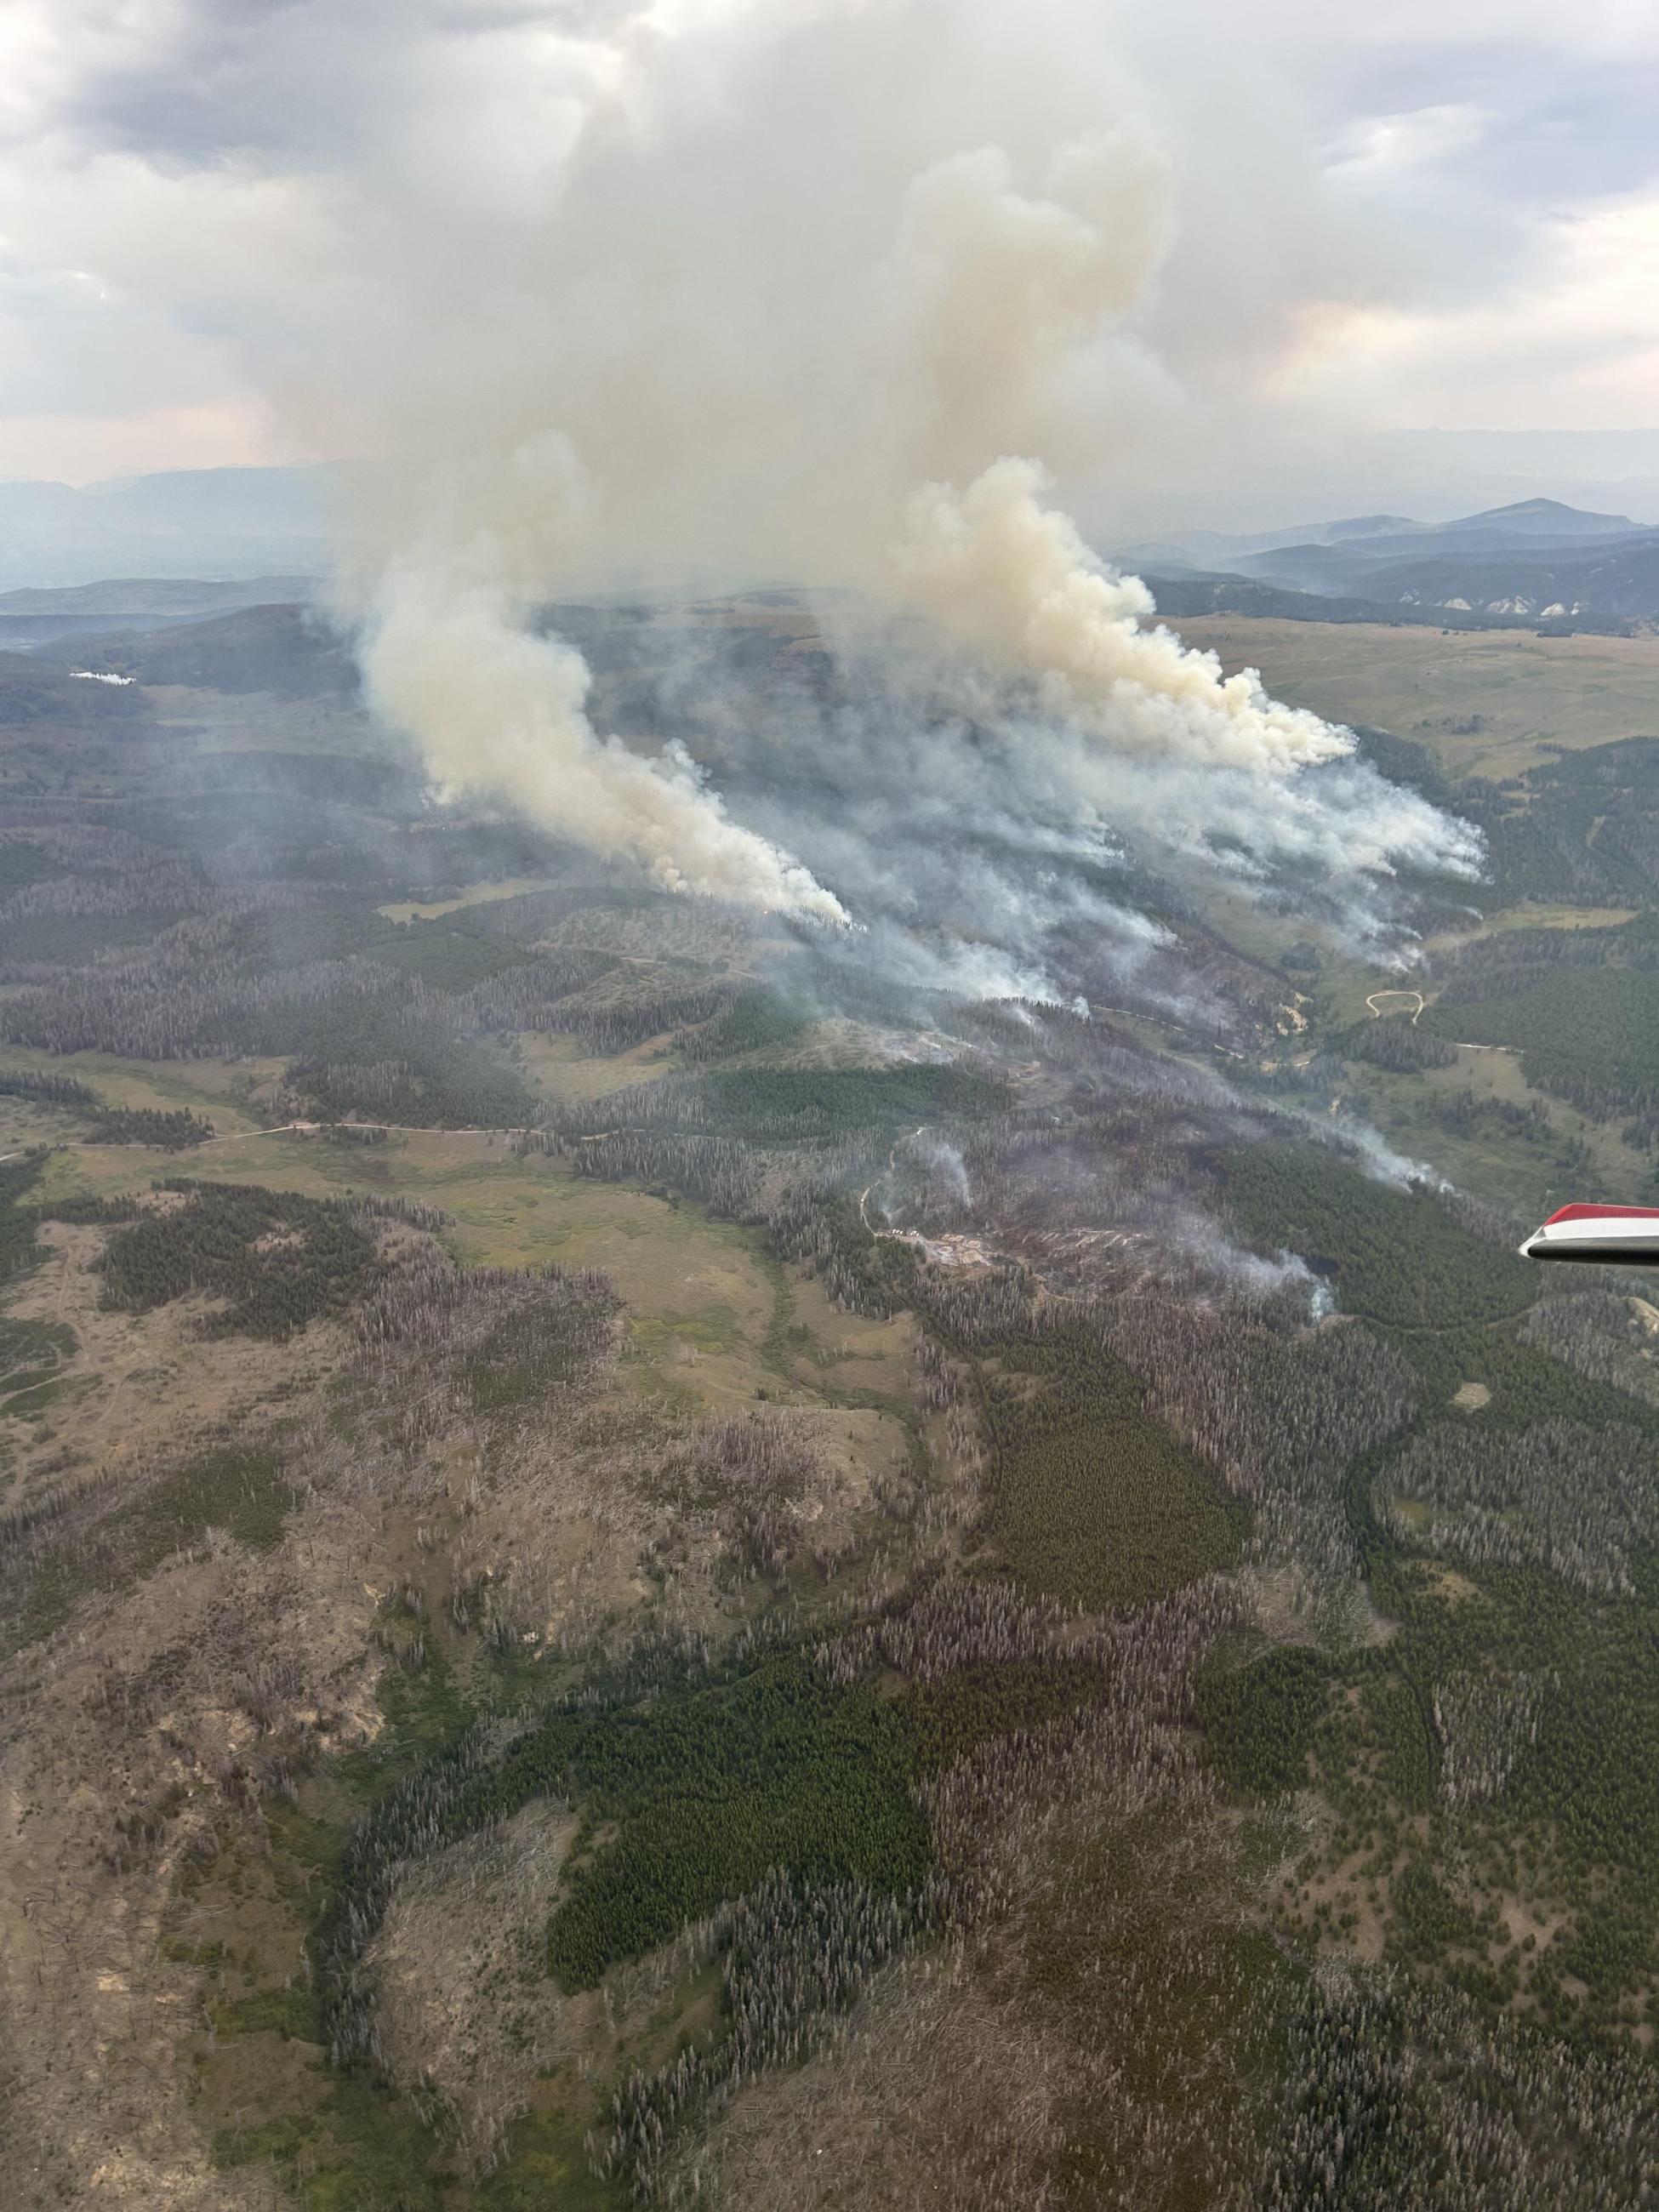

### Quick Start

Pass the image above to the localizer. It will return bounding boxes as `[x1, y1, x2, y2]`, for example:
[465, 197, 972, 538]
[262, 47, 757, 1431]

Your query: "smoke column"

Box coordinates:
[895, 458, 1347, 772]
[339, 417, 848, 915]
[52, 0, 1476, 917]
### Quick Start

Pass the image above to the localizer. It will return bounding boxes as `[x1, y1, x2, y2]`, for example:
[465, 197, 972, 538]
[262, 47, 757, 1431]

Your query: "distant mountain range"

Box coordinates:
[7, 470, 1658, 639]
[1124, 499, 1659, 629]
[0, 466, 334, 590]
[0, 574, 321, 651]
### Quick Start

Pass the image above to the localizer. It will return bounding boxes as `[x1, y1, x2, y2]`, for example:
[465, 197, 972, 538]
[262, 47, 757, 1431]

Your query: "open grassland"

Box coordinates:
[24, 1126, 917, 1426]
[0, 1095, 71, 1156]
[376, 876, 570, 924]
[1170, 888, 1646, 1025]
[779, 1265, 917, 1402]
[1429, 903, 1641, 943]
[1177, 877, 1334, 976]
[34, 1132, 763, 1393]
[1344, 1043, 1648, 1218]
[1162, 616, 1659, 778]
[1305, 911, 1641, 1032]
[1192, 897, 1641, 1041]
[0, 1046, 283, 1132]
[516, 1028, 681, 1103]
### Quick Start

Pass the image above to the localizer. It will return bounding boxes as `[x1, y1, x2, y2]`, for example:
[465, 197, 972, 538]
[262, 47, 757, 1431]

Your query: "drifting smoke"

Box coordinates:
[916, 1133, 974, 1209]
[1166, 1215, 1334, 1315]
[1327, 1117, 1451, 1193]
[296, 0, 1479, 933]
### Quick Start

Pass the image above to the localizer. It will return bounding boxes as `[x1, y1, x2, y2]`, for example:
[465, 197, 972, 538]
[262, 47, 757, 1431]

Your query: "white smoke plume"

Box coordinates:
[339, 421, 847, 915]
[360, 547, 846, 918]
[1329, 1117, 1451, 1193]
[14, 0, 1483, 925]
[895, 458, 1347, 773]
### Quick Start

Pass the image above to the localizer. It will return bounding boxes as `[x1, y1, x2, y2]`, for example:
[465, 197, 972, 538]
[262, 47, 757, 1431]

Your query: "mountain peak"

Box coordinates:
[1441, 497, 1640, 537]
[1323, 513, 1417, 541]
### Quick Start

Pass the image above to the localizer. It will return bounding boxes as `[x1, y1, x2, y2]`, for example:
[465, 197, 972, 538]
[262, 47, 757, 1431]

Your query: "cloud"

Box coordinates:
[0, 401, 272, 484]
[3, 3, 1656, 498]
[1274, 191, 1659, 432]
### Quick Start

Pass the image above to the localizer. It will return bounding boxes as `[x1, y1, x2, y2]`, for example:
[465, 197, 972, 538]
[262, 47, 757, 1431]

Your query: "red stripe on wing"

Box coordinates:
[1544, 1204, 1659, 1225]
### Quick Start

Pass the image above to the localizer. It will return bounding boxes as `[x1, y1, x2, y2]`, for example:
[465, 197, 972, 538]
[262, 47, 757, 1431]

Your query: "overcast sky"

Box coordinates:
[3, 0, 1658, 527]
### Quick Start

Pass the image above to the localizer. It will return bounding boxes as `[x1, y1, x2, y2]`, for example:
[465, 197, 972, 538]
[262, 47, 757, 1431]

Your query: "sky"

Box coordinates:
[3, 0, 1658, 532]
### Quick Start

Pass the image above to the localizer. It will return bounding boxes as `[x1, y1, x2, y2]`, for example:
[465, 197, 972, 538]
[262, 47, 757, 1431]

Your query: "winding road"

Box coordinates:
[859, 1125, 931, 1238]
[1365, 989, 1426, 1023]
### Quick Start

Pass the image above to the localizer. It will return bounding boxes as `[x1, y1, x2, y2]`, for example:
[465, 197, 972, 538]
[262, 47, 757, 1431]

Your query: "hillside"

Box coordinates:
[0, 574, 319, 651]
[1212, 500, 1659, 625]
[1375, 540, 1659, 623]
[36, 601, 358, 696]
[0, 649, 147, 728]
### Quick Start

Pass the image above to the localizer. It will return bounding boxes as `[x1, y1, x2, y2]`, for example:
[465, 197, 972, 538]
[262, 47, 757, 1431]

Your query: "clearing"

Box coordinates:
[1161, 616, 1659, 780]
